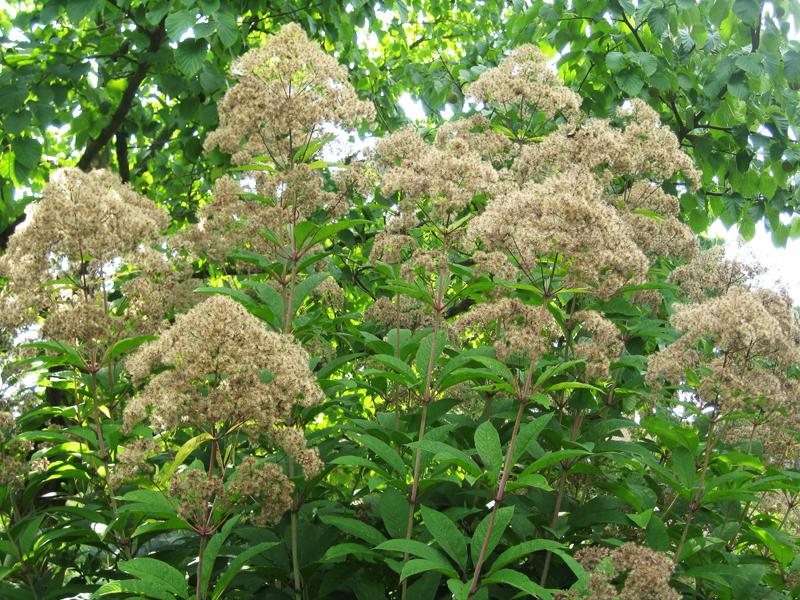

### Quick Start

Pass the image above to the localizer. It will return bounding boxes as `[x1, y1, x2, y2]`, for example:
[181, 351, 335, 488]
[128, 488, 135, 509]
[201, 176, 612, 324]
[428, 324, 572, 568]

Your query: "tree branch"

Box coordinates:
[115, 129, 130, 183]
[76, 19, 166, 171]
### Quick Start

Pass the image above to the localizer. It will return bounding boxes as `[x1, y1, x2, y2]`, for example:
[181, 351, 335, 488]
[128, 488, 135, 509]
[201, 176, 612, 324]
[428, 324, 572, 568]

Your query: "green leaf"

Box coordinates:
[118, 558, 187, 599]
[399, 558, 457, 581]
[409, 440, 481, 477]
[165, 10, 196, 40]
[420, 505, 467, 570]
[474, 421, 502, 476]
[523, 449, 589, 473]
[175, 39, 208, 76]
[215, 12, 238, 48]
[512, 413, 553, 463]
[104, 335, 157, 363]
[735, 53, 763, 75]
[668, 446, 697, 488]
[617, 70, 644, 96]
[200, 516, 239, 595]
[606, 51, 626, 72]
[482, 569, 552, 599]
[13, 138, 42, 170]
[94, 580, 177, 600]
[157, 433, 212, 485]
[415, 330, 446, 377]
[379, 487, 409, 539]
[375, 539, 451, 565]
[118, 489, 176, 517]
[634, 52, 658, 77]
[211, 542, 278, 600]
[371, 354, 416, 384]
[320, 515, 387, 546]
[488, 539, 564, 574]
[627, 508, 653, 529]
[244, 281, 284, 329]
[352, 433, 407, 476]
[470, 506, 514, 566]
[292, 272, 331, 312]
[733, 0, 761, 24]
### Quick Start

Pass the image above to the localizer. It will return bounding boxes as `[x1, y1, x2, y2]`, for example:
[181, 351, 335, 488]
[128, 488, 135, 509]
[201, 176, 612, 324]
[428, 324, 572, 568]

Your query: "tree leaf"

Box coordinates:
[175, 39, 208, 76]
[211, 542, 278, 600]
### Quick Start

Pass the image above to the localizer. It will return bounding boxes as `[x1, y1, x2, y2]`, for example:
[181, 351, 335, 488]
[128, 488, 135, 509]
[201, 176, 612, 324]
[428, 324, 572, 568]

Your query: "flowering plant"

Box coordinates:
[0, 24, 798, 600]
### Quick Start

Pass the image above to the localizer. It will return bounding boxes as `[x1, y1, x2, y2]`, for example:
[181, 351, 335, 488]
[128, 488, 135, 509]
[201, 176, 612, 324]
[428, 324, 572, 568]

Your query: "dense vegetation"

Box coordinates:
[1, 3, 800, 600]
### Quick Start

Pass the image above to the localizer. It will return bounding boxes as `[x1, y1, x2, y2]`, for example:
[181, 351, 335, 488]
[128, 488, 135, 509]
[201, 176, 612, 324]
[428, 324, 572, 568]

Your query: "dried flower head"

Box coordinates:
[648, 285, 800, 415]
[0, 168, 168, 342]
[468, 44, 582, 124]
[124, 295, 324, 433]
[567, 543, 680, 600]
[204, 23, 374, 166]
[515, 100, 700, 188]
[468, 168, 649, 297]
[573, 311, 624, 381]
[376, 125, 500, 224]
[454, 298, 558, 362]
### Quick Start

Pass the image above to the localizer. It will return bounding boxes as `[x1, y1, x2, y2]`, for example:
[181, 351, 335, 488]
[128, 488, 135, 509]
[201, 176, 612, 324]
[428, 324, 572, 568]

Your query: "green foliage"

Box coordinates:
[0, 0, 799, 243]
[0, 5, 799, 600]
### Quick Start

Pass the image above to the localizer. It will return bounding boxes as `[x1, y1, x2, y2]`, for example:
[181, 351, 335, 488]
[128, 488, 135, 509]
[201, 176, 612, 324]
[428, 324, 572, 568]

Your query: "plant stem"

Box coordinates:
[400, 256, 448, 600]
[196, 534, 207, 600]
[290, 507, 302, 600]
[399, 335, 437, 600]
[467, 400, 527, 598]
[674, 418, 716, 564]
[281, 225, 304, 600]
[539, 412, 583, 587]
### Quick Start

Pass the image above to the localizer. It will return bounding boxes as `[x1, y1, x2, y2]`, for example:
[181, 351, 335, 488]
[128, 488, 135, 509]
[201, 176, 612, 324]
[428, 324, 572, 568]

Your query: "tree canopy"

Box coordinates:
[1, 0, 799, 243]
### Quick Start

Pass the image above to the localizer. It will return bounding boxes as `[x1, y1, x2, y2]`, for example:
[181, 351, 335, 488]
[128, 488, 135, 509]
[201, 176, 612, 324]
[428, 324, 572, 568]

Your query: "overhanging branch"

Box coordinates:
[76, 19, 166, 172]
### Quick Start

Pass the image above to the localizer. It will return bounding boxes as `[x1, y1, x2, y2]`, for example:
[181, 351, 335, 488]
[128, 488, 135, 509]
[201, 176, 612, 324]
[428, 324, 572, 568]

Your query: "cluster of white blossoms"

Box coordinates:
[194, 24, 375, 267]
[0, 168, 172, 356]
[203, 22, 374, 167]
[124, 295, 323, 437]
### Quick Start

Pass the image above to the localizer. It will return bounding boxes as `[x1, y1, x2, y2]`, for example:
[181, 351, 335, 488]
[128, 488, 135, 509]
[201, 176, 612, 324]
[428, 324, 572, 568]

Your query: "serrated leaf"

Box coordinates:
[474, 421, 502, 476]
[320, 515, 387, 546]
[215, 12, 238, 48]
[420, 506, 467, 570]
[165, 10, 196, 41]
[13, 138, 41, 169]
[118, 558, 187, 599]
[175, 39, 208, 76]
[606, 51, 626, 72]
[470, 506, 514, 565]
